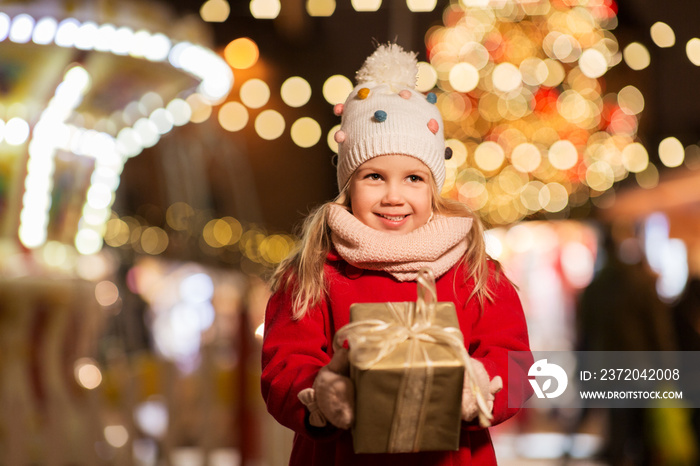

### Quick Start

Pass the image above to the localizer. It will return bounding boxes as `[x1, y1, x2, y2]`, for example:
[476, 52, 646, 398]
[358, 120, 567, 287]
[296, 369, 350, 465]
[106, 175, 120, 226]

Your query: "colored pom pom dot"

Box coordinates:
[357, 88, 370, 100]
[444, 147, 453, 160]
[333, 103, 344, 116]
[427, 118, 439, 134]
[374, 110, 387, 122]
[399, 90, 412, 100]
[426, 92, 437, 104]
[334, 130, 346, 143]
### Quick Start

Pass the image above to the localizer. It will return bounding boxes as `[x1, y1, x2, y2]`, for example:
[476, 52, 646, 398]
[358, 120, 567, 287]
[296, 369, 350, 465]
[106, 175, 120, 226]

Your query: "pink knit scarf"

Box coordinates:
[327, 204, 472, 281]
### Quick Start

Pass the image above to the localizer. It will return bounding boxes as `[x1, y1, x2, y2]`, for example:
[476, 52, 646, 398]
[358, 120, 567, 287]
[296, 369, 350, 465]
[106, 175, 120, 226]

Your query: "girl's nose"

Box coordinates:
[382, 184, 404, 205]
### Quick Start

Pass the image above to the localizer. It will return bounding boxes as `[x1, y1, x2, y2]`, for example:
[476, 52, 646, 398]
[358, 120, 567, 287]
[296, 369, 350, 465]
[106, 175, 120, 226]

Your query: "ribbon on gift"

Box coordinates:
[334, 267, 493, 452]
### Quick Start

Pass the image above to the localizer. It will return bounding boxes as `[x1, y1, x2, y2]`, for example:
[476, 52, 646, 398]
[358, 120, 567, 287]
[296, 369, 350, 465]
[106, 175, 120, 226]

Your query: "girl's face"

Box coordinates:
[349, 155, 433, 235]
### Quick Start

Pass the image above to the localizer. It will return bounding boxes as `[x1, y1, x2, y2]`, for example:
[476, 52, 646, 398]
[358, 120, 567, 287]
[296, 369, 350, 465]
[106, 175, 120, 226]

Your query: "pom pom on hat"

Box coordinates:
[335, 43, 447, 191]
[356, 43, 418, 89]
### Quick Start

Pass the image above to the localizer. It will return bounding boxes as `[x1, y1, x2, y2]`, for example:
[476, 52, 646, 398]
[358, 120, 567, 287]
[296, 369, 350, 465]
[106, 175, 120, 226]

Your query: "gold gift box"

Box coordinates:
[347, 301, 465, 454]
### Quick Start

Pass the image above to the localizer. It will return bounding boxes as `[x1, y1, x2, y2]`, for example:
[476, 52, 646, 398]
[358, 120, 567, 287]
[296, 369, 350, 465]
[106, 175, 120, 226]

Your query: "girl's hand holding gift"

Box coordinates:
[461, 358, 503, 425]
[298, 348, 354, 429]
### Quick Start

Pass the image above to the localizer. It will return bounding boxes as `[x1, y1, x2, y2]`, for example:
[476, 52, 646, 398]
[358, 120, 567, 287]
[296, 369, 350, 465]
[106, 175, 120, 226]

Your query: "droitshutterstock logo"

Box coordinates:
[528, 359, 568, 399]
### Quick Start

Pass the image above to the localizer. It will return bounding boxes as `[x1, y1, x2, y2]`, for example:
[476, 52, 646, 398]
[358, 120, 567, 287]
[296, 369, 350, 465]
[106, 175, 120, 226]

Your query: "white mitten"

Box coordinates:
[298, 348, 354, 429]
[461, 358, 503, 426]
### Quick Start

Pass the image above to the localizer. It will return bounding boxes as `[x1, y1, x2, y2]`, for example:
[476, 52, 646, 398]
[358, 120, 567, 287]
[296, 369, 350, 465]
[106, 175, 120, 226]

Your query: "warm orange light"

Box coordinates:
[224, 38, 259, 70]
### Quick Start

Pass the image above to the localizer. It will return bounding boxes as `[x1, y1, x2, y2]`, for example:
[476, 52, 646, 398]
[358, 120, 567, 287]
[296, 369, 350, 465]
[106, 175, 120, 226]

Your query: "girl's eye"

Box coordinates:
[366, 173, 381, 180]
[408, 175, 423, 182]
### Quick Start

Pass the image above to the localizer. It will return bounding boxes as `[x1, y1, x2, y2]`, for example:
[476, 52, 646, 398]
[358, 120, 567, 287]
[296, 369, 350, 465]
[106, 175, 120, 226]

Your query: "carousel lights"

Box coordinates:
[0, 8, 227, 254]
[2, 118, 30, 145]
[168, 42, 233, 103]
[20, 65, 91, 249]
[73, 97, 193, 255]
[32, 16, 57, 44]
[0, 12, 232, 104]
[9, 13, 34, 43]
[2, 8, 234, 253]
[54, 18, 80, 47]
[0, 13, 9, 40]
[185, 93, 213, 123]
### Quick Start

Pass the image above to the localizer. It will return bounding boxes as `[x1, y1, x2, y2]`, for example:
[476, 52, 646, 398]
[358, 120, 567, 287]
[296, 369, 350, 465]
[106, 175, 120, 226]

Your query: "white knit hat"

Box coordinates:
[333, 43, 449, 191]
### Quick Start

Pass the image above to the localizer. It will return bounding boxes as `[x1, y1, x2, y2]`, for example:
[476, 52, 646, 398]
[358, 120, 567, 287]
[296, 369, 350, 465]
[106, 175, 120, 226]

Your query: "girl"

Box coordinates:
[261, 44, 531, 466]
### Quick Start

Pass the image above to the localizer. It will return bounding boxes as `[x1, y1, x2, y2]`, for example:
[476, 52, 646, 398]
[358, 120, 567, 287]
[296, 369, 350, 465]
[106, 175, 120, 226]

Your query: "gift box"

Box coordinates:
[334, 268, 473, 454]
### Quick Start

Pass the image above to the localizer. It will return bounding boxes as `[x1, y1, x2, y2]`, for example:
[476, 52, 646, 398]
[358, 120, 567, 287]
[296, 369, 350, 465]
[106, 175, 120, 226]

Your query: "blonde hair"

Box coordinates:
[270, 176, 500, 320]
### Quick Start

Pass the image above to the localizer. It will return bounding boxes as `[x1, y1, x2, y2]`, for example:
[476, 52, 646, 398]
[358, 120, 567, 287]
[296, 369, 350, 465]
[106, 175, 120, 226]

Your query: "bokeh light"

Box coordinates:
[423, 1, 650, 224]
[250, 0, 281, 19]
[621, 142, 649, 173]
[327, 124, 341, 152]
[548, 140, 578, 170]
[224, 37, 259, 69]
[448, 63, 479, 93]
[492, 63, 522, 93]
[474, 142, 505, 172]
[95, 280, 120, 307]
[636, 163, 659, 189]
[281, 76, 312, 107]
[511, 143, 541, 173]
[623, 42, 650, 70]
[686, 38, 700, 66]
[255, 109, 285, 140]
[351, 0, 381, 11]
[290, 117, 322, 148]
[74, 358, 102, 390]
[579, 49, 608, 78]
[218, 102, 249, 132]
[650, 22, 675, 48]
[416, 62, 438, 92]
[617, 85, 645, 115]
[185, 94, 212, 123]
[322, 74, 353, 105]
[407, 0, 437, 12]
[658, 136, 685, 168]
[200, 0, 230, 22]
[141, 227, 169, 255]
[240, 78, 270, 109]
[307, 0, 336, 16]
[685, 145, 700, 170]
[104, 425, 129, 448]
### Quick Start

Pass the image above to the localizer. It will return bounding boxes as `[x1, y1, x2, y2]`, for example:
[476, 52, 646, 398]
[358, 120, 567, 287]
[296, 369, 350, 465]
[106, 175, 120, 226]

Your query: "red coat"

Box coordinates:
[261, 252, 532, 466]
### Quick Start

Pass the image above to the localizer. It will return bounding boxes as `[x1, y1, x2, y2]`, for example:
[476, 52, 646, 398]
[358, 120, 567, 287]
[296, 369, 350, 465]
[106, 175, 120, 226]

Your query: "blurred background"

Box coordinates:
[1, 0, 699, 464]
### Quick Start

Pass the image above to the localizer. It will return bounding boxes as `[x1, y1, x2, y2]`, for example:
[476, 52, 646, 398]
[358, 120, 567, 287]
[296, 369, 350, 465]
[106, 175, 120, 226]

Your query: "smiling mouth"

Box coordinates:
[376, 213, 408, 221]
